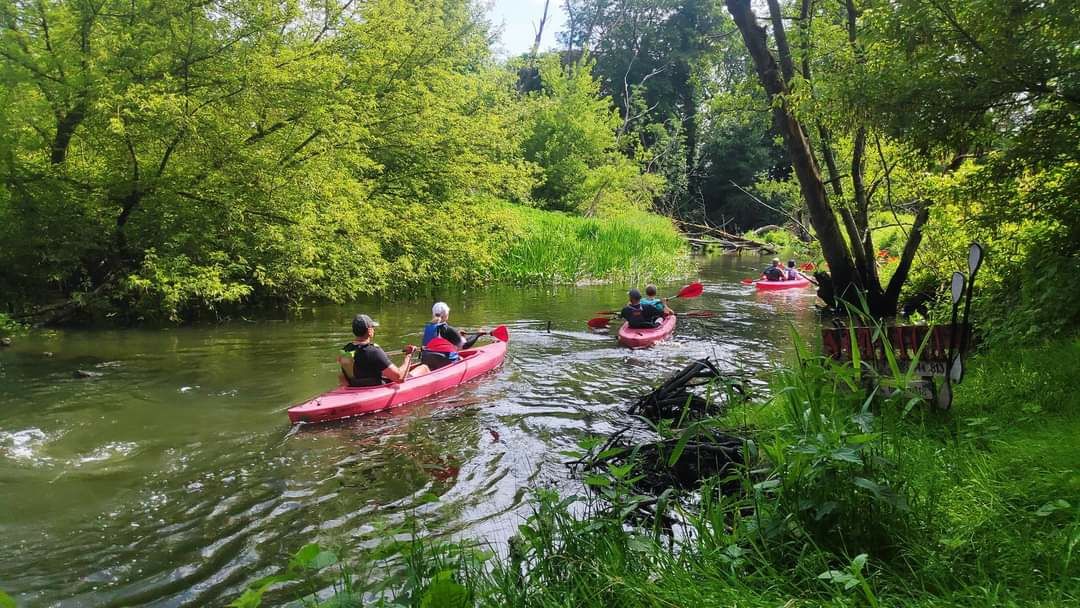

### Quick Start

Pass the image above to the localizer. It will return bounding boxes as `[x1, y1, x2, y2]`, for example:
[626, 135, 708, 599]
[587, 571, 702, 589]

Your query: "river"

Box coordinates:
[0, 254, 819, 607]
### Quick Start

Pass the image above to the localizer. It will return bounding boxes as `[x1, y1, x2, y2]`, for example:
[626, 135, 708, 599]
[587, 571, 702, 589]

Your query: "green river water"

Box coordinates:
[0, 255, 820, 607]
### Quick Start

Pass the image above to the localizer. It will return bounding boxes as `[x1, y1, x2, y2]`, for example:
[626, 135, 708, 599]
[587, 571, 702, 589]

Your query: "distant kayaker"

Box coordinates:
[421, 302, 481, 370]
[762, 258, 785, 281]
[621, 288, 662, 328]
[785, 260, 802, 281]
[641, 285, 674, 316]
[339, 314, 428, 386]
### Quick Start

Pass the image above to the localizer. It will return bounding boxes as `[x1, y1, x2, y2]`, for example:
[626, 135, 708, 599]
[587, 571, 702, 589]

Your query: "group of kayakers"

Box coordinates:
[338, 302, 477, 387]
[339, 265, 812, 387]
[762, 258, 805, 282]
[620, 284, 674, 329]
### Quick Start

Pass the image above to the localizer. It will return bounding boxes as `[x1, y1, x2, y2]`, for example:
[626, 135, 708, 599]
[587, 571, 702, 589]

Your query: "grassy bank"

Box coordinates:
[234, 336, 1079, 607]
[498, 207, 689, 284]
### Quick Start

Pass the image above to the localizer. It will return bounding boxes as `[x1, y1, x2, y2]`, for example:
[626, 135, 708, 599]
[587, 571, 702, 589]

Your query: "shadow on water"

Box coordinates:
[0, 253, 821, 607]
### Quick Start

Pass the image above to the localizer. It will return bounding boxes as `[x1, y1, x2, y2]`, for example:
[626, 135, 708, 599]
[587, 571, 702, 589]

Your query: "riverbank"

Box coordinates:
[2, 205, 688, 326]
[236, 335, 1079, 607]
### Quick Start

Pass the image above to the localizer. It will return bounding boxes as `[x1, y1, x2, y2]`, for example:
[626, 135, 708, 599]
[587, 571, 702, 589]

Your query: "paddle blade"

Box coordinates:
[675, 282, 704, 299]
[741, 278, 755, 285]
[490, 325, 509, 342]
[587, 317, 612, 329]
[967, 242, 984, 277]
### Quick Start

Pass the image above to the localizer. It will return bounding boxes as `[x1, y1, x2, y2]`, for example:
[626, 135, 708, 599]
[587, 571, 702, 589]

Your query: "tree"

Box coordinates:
[723, 0, 935, 314]
[0, 0, 531, 321]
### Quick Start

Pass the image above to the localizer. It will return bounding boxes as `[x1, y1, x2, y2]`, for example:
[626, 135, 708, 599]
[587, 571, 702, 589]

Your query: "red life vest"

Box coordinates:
[424, 336, 458, 354]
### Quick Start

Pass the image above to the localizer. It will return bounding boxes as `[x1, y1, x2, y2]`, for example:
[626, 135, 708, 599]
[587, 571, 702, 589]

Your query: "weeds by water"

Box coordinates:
[497, 208, 688, 284]
[235, 337, 1079, 607]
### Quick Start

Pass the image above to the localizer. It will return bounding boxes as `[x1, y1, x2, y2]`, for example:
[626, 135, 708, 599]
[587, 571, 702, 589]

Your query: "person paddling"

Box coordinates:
[339, 314, 428, 387]
[620, 288, 662, 329]
[641, 284, 674, 316]
[785, 260, 802, 281]
[762, 258, 786, 281]
[421, 302, 481, 370]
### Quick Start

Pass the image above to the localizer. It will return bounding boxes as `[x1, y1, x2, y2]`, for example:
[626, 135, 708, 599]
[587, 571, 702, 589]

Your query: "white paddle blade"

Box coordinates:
[936, 380, 953, 410]
[951, 272, 965, 305]
[968, 243, 984, 276]
[949, 355, 963, 383]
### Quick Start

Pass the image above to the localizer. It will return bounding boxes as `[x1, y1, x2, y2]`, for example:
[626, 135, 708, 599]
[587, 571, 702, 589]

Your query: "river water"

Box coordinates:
[0, 255, 819, 607]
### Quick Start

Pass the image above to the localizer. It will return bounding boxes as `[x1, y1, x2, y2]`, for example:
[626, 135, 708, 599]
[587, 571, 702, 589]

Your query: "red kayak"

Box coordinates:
[617, 314, 677, 349]
[288, 338, 508, 424]
[756, 277, 812, 290]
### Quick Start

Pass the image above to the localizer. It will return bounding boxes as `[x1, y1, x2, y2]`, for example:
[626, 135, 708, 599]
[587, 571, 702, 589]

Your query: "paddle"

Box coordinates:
[385, 324, 509, 355]
[587, 283, 703, 328]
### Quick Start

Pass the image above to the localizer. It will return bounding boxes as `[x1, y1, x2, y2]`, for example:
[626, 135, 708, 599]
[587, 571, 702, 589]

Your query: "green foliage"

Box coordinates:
[497, 207, 687, 284]
[0, 0, 687, 322]
[522, 55, 662, 215]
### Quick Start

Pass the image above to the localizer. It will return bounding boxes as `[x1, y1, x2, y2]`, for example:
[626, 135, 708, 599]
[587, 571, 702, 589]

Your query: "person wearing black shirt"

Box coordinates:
[338, 314, 428, 387]
[620, 288, 662, 329]
[762, 258, 786, 281]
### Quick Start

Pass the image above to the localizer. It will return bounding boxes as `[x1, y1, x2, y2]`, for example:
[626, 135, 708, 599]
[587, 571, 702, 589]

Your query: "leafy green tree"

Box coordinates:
[0, 0, 532, 321]
[521, 54, 661, 215]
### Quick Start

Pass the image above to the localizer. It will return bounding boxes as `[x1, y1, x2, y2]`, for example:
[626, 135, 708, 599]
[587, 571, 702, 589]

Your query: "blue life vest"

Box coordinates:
[422, 322, 460, 362]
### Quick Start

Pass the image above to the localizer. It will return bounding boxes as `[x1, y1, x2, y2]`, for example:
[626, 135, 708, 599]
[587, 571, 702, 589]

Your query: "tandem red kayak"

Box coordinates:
[288, 338, 508, 424]
[617, 314, 677, 349]
[755, 277, 812, 290]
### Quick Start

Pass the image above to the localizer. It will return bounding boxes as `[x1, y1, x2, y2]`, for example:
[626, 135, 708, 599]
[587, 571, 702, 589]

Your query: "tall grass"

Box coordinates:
[234, 336, 1080, 607]
[497, 207, 689, 284]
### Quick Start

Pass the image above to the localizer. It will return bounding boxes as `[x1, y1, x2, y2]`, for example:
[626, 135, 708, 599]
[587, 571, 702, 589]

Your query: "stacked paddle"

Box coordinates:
[587, 282, 705, 329]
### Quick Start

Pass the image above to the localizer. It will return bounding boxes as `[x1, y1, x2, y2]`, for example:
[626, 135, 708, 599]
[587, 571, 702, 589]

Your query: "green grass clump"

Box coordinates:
[497, 206, 689, 284]
[235, 337, 1079, 608]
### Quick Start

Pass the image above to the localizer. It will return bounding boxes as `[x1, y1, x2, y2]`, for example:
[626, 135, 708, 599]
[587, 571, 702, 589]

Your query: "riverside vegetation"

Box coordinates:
[0, 2, 682, 324]
[232, 328, 1078, 607]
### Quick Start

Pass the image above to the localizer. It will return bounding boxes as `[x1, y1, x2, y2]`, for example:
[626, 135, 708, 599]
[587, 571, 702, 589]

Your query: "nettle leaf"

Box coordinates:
[420, 571, 470, 608]
[584, 474, 611, 487]
[1035, 499, 1071, 517]
[829, 447, 862, 464]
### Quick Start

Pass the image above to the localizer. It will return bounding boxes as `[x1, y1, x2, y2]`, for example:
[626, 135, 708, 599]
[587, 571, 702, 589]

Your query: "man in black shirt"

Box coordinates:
[762, 258, 786, 281]
[620, 288, 662, 329]
[338, 314, 428, 387]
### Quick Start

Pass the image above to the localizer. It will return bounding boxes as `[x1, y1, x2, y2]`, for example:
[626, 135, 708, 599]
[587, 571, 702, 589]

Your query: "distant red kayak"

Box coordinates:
[288, 339, 508, 424]
[756, 277, 812, 290]
[617, 314, 677, 349]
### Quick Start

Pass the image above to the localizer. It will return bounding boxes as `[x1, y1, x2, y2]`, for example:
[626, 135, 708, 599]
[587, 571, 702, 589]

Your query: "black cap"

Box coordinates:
[628, 288, 642, 300]
[352, 314, 379, 336]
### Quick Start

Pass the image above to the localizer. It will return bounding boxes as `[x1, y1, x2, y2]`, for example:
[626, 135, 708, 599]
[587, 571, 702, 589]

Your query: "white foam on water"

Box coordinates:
[77, 441, 139, 465]
[0, 427, 52, 463]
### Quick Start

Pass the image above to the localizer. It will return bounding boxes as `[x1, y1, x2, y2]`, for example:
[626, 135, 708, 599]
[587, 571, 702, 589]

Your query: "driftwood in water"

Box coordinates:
[566, 358, 756, 506]
[675, 219, 778, 253]
[627, 358, 749, 423]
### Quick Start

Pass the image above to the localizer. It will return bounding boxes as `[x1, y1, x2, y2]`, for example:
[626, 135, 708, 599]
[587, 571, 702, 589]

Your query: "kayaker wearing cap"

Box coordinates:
[421, 302, 482, 370]
[620, 288, 662, 328]
[339, 314, 428, 387]
[641, 285, 674, 317]
[762, 258, 785, 281]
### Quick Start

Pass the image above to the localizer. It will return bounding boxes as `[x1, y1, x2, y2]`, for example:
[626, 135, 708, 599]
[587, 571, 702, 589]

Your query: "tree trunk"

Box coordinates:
[724, 0, 859, 297]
